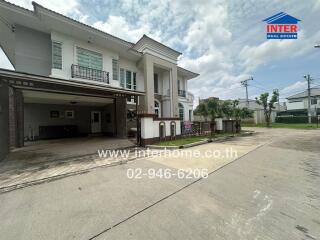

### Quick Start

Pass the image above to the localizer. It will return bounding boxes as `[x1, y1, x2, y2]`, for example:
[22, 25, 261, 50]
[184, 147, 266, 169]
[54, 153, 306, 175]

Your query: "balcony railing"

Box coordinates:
[178, 89, 186, 97]
[71, 64, 109, 83]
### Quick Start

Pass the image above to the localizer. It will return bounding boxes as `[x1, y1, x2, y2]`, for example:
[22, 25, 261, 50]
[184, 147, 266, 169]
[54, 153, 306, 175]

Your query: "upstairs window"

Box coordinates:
[52, 41, 62, 69]
[154, 73, 159, 93]
[133, 72, 137, 90]
[76, 47, 102, 70]
[120, 68, 136, 90]
[112, 59, 119, 80]
[120, 68, 125, 87]
[126, 70, 132, 89]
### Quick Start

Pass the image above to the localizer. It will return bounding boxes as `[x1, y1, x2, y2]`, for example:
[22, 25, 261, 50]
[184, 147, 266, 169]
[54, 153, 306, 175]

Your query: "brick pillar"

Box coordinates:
[115, 96, 127, 138]
[9, 88, 24, 148]
[8, 87, 16, 148]
[0, 83, 9, 160]
[16, 89, 24, 147]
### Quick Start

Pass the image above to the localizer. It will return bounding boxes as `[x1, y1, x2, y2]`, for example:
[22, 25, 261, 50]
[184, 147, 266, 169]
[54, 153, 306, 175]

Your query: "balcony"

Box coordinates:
[71, 64, 109, 83]
[178, 89, 186, 97]
[187, 92, 194, 102]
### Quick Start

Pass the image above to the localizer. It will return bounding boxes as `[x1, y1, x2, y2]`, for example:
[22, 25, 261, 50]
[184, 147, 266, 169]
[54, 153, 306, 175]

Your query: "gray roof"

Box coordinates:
[287, 88, 320, 99]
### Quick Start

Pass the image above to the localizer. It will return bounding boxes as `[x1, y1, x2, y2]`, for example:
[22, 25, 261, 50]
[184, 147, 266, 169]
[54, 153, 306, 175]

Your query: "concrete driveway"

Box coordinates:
[0, 128, 319, 240]
[0, 137, 135, 191]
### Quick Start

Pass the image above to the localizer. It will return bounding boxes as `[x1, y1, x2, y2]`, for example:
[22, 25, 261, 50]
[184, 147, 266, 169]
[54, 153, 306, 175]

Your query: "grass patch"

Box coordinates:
[242, 123, 320, 129]
[156, 133, 240, 147]
[157, 136, 208, 146]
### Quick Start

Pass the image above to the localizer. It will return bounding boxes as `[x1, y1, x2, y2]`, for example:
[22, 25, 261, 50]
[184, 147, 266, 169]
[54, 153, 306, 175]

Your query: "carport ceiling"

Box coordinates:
[23, 90, 113, 106]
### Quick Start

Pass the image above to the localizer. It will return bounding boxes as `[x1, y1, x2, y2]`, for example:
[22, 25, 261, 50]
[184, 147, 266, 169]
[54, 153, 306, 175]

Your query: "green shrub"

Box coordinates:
[275, 116, 318, 124]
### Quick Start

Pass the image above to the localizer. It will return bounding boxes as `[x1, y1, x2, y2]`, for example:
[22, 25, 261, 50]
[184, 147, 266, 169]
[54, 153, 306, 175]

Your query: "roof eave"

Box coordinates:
[0, 68, 145, 96]
[31, 2, 135, 49]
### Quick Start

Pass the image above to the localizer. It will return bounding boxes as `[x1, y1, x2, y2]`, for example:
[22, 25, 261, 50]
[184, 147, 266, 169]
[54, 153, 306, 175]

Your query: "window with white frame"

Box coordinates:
[179, 103, 184, 120]
[112, 59, 119, 81]
[120, 68, 137, 90]
[120, 68, 125, 87]
[311, 98, 318, 105]
[76, 47, 102, 70]
[52, 41, 62, 69]
[126, 70, 132, 89]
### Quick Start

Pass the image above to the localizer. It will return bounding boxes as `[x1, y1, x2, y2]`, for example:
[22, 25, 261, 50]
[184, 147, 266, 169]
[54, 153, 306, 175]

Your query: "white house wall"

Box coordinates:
[287, 97, 320, 110]
[286, 100, 305, 110]
[141, 117, 181, 139]
[15, 25, 51, 76]
[50, 31, 145, 91]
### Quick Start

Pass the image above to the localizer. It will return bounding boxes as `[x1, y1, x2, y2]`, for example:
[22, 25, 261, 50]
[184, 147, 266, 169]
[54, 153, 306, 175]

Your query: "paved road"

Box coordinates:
[0, 128, 319, 240]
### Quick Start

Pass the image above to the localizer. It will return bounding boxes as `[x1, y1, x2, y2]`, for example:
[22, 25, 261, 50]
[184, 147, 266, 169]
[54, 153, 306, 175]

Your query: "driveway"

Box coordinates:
[0, 137, 135, 192]
[0, 128, 319, 240]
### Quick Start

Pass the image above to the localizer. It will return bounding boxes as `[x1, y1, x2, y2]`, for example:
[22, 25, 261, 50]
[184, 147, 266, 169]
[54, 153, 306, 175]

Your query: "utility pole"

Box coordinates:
[274, 89, 280, 111]
[304, 74, 312, 124]
[241, 77, 253, 107]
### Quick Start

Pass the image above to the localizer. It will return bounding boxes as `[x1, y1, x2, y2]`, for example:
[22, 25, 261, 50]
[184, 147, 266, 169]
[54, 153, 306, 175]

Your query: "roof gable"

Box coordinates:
[263, 12, 301, 24]
[132, 35, 181, 63]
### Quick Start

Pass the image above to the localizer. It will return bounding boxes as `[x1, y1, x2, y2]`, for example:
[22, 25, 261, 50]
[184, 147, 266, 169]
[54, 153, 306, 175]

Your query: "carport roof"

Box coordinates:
[0, 68, 145, 96]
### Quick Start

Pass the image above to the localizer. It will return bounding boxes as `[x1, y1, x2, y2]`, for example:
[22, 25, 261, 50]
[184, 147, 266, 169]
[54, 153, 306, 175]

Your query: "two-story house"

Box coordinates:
[0, 1, 198, 159]
[286, 88, 320, 116]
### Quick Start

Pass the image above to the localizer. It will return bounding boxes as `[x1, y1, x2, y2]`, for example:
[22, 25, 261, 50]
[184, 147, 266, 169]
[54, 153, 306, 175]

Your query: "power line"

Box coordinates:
[251, 79, 273, 91]
[250, 84, 271, 92]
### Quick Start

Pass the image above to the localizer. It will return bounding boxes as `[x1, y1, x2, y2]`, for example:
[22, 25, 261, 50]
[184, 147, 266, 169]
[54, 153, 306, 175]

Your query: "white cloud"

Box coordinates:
[280, 80, 306, 97]
[0, 48, 14, 70]
[93, 16, 145, 43]
[239, 30, 320, 73]
[8, 0, 79, 15]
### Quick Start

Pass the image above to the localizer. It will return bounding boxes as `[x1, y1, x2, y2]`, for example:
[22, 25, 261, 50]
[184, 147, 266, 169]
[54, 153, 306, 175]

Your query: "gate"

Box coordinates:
[136, 116, 142, 146]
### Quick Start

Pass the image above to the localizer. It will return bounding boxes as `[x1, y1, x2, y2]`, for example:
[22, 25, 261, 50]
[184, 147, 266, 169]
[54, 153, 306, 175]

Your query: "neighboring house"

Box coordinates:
[237, 99, 285, 124]
[284, 88, 320, 116]
[0, 0, 198, 159]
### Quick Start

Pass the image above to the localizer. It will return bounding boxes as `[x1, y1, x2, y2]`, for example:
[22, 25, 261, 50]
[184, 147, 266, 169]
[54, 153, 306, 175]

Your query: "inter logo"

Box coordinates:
[263, 12, 301, 39]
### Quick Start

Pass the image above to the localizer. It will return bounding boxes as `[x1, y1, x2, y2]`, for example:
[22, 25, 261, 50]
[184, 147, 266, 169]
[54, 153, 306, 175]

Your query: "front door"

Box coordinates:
[91, 111, 101, 133]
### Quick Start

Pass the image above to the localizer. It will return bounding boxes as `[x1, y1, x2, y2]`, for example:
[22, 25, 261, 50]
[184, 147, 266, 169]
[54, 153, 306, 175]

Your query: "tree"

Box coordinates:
[219, 100, 233, 119]
[207, 99, 220, 120]
[255, 91, 279, 127]
[194, 102, 209, 121]
[239, 107, 254, 119]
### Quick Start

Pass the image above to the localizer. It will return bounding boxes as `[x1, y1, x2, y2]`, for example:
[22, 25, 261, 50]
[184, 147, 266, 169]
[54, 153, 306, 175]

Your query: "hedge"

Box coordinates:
[275, 116, 318, 124]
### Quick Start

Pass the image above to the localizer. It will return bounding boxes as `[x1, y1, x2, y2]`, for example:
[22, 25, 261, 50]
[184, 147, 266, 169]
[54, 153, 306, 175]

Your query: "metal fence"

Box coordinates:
[181, 121, 213, 136]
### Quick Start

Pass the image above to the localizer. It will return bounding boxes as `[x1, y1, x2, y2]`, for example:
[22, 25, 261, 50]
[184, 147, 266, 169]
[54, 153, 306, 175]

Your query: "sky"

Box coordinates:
[1, 0, 320, 105]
